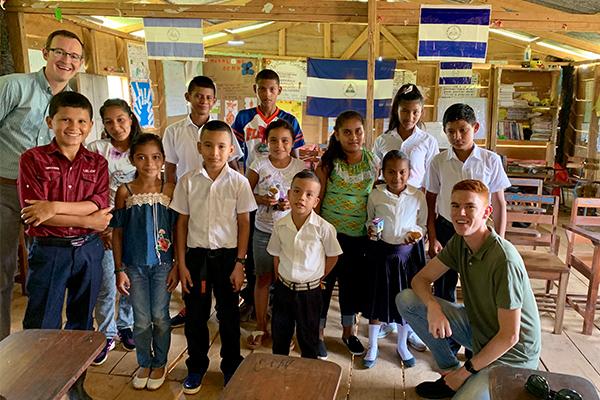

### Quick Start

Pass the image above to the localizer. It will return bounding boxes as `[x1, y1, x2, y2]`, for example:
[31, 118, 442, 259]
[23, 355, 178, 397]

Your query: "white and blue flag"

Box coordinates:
[418, 5, 491, 63]
[143, 18, 204, 60]
[439, 62, 472, 85]
[306, 58, 396, 118]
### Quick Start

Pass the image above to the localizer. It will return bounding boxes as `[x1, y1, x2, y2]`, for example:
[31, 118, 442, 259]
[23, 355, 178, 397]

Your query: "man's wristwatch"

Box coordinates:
[464, 359, 479, 374]
[235, 257, 246, 265]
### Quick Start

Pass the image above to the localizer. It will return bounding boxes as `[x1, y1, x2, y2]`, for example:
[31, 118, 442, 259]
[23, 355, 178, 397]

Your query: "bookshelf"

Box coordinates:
[489, 67, 562, 167]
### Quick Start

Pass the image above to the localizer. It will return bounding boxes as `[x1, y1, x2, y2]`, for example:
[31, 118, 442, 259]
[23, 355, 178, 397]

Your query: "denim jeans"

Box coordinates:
[0, 183, 20, 340]
[94, 250, 134, 339]
[127, 262, 172, 369]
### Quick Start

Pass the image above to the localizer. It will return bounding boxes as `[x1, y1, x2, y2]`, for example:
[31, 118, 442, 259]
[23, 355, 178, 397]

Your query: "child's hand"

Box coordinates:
[167, 264, 179, 292]
[277, 199, 290, 211]
[428, 238, 443, 259]
[21, 200, 57, 226]
[257, 195, 278, 207]
[116, 271, 130, 296]
[404, 231, 422, 245]
[86, 207, 113, 231]
[230, 263, 245, 292]
[100, 228, 113, 250]
[179, 264, 193, 294]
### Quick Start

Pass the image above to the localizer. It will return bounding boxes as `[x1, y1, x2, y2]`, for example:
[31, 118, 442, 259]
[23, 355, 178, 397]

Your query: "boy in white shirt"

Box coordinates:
[426, 103, 510, 303]
[267, 170, 342, 359]
[170, 120, 257, 394]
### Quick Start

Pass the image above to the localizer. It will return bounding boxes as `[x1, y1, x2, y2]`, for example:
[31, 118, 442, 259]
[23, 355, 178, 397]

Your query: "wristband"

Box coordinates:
[235, 257, 246, 265]
[464, 359, 479, 374]
[114, 268, 125, 274]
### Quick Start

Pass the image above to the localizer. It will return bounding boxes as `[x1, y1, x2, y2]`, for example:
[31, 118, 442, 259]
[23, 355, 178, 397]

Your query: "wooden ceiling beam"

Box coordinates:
[204, 20, 258, 33]
[380, 25, 414, 60]
[340, 26, 368, 59]
[526, 31, 600, 55]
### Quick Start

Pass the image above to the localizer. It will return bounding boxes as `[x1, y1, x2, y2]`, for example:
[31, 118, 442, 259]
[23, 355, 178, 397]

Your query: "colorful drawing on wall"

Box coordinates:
[245, 97, 258, 109]
[242, 61, 255, 76]
[131, 81, 155, 129]
[225, 100, 238, 126]
[264, 59, 307, 102]
[277, 100, 303, 128]
[210, 100, 221, 121]
[203, 56, 256, 98]
[127, 42, 150, 81]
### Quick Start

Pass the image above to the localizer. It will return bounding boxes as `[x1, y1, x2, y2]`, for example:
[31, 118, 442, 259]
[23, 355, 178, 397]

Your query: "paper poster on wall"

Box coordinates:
[163, 61, 188, 116]
[127, 42, 150, 81]
[437, 97, 487, 139]
[264, 59, 307, 102]
[131, 81, 155, 129]
[245, 97, 258, 109]
[277, 100, 303, 127]
[210, 100, 221, 121]
[225, 100, 238, 126]
[203, 56, 256, 99]
[393, 69, 417, 97]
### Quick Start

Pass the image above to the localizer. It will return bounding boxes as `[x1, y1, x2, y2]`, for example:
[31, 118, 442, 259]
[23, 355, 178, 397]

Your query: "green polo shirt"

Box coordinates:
[437, 229, 541, 369]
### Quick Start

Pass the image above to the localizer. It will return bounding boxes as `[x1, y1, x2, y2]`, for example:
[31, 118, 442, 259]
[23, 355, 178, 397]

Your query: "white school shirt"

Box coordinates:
[425, 146, 511, 222]
[372, 126, 439, 188]
[267, 211, 343, 283]
[162, 115, 244, 180]
[250, 157, 306, 234]
[87, 139, 136, 207]
[170, 164, 257, 249]
[367, 184, 427, 245]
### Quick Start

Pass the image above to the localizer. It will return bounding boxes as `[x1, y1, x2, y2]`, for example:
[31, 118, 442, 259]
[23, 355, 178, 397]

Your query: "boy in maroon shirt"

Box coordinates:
[18, 91, 111, 331]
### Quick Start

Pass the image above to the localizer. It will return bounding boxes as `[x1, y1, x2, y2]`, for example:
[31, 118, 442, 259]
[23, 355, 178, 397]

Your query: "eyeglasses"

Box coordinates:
[47, 48, 84, 62]
[525, 374, 582, 400]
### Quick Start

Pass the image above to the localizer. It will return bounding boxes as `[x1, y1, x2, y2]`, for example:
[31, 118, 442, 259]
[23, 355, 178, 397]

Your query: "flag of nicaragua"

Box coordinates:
[439, 62, 472, 85]
[418, 5, 491, 63]
[306, 58, 396, 118]
[143, 18, 204, 60]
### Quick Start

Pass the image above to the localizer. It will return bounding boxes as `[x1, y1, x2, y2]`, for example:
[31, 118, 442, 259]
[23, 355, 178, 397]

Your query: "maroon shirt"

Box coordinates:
[18, 139, 109, 238]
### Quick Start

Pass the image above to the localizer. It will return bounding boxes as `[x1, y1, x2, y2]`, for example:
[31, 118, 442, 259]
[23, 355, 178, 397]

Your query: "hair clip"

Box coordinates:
[401, 85, 414, 95]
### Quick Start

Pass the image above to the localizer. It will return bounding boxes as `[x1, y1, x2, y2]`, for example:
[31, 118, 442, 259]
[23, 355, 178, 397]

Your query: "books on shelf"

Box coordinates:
[497, 120, 524, 140]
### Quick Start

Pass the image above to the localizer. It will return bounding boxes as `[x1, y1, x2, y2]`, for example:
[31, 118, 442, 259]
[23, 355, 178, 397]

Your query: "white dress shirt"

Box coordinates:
[367, 184, 427, 245]
[170, 164, 257, 249]
[373, 126, 439, 188]
[426, 146, 511, 222]
[163, 115, 244, 180]
[267, 211, 343, 283]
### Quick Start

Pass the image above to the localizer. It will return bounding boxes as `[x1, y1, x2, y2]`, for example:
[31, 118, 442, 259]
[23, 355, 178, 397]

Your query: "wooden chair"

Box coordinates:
[509, 177, 544, 195]
[505, 192, 569, 334]
[565, 197, 600, 335]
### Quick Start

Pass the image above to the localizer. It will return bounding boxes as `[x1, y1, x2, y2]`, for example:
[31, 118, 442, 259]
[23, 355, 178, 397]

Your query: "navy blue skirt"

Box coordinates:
[363, 239, 426, 323]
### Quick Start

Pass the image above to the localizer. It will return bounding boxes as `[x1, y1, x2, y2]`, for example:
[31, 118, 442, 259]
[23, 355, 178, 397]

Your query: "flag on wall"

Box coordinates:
[143, 18, 204, 60]
[306, 58, 396, 118]
[439, 62, 472, 85]
[418, 5, 491, 63]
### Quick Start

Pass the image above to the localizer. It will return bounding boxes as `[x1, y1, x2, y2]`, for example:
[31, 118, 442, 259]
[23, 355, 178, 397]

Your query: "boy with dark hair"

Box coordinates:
[171, 120, 257, 394]
[18, 91, 111, 332]
[268, 169, 342, 358]
[232, 68, 305, 169]
[397, 179, 540, 399]
[0, 29, 85, 341]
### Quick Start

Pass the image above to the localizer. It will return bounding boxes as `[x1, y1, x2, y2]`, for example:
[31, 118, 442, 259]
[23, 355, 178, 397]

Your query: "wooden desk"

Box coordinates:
[0, 329, 104, 400]
[489, 366, 599, 400]
[222, 353, 342, 400]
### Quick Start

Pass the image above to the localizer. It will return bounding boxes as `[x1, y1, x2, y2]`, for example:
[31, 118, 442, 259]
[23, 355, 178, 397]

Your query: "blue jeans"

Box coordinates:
[94, 250, 134, 339]
[127, 262, 172, 368]
[0, 183, 20, 340]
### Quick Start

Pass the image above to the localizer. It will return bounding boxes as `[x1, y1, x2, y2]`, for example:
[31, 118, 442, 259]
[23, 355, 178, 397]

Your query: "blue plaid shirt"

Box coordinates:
[0, 69, 70, 179]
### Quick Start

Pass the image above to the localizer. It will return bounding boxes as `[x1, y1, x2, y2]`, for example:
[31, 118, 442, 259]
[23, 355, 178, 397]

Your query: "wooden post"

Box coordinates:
[321, 23, 332, 144]
[278, 28, 286, 56]
[5, 12, 29, 73]
[366, 0, 379, 149]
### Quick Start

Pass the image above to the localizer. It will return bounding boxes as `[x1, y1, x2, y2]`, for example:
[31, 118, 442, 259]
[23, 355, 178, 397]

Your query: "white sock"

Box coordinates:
[397, 323, 414, 360]
[388, 322, 397, 331]
[366, 324, 380, 361]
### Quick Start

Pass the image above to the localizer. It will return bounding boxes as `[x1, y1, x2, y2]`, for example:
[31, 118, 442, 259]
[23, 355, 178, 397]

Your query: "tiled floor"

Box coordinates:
[7, 215, 600, 399]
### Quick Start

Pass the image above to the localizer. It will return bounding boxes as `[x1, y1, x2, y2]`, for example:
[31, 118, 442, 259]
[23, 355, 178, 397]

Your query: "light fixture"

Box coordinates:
[226, 21, 274, 34]
[489, 28, 538, 43]
[131, 30, 145, 38]
[92, 16, 127, 30]
[537, 41, 600, 60]
[227, 40, 245, 46]
[203, 32, 228, 41]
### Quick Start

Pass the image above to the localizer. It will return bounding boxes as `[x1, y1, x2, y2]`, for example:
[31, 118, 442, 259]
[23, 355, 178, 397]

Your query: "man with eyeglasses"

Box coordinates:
[0, 29, 84, 341]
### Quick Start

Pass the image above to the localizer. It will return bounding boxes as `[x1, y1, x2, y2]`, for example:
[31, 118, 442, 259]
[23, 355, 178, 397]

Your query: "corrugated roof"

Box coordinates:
[525, 0, 600, 14]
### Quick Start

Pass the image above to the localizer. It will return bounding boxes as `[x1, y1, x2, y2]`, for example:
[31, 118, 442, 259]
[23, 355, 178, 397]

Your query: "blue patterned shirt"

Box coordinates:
[0, 69, 69, 179]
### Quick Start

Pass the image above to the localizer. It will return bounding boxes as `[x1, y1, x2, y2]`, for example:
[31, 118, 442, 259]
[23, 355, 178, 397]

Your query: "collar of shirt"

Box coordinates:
[45, 138, 95, 163]
[196, 162, 231, 182]
[446, 143, 483, 163]
[376, 183, 418, 198]
[466, 228, 498, 262]
[35, 68, 72, 95]
[281, 210, 319, 231]
[186, 114, 211, 130]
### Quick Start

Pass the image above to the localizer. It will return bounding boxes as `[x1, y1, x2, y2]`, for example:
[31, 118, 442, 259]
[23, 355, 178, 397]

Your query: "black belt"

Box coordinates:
[33, 234, 98, 248]
[278, 275, 322, 291]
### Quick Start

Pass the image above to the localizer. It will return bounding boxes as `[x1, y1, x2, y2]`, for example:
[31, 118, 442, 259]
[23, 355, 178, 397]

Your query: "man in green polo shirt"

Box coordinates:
[396, 179, 541, 399]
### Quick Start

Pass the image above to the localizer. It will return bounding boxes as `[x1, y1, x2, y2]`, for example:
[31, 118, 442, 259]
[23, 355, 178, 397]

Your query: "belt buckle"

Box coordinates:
[70, 237, 86, 247]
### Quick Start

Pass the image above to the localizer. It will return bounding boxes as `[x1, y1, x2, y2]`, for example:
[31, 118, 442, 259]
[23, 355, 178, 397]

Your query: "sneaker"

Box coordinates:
[342, 335, 365, 356]
[377, 323, 394, 339]
[363, 348, 378, 369]
[170, 309, 186, 328]
[183, 372, 204, 395]
[317, 340, 328, 360]
[92, 338, 116, 366]
[118, 328, 136, 351]
[407, 332, 427, 352]
[415, 377, 456, 399]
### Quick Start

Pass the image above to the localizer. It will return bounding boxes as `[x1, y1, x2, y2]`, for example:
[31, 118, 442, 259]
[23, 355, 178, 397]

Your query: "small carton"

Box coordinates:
[369, 217, 384, 241]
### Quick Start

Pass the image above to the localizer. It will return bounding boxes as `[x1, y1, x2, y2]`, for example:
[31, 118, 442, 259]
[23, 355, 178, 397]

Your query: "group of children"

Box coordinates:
[16, 47, 512, 394]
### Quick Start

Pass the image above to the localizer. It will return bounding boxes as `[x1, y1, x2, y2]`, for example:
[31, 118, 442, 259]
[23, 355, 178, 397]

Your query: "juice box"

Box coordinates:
[369, 217, 384, 241]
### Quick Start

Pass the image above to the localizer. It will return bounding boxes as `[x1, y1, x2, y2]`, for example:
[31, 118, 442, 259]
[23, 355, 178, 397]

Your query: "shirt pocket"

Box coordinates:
[81, 172, 98, 184]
